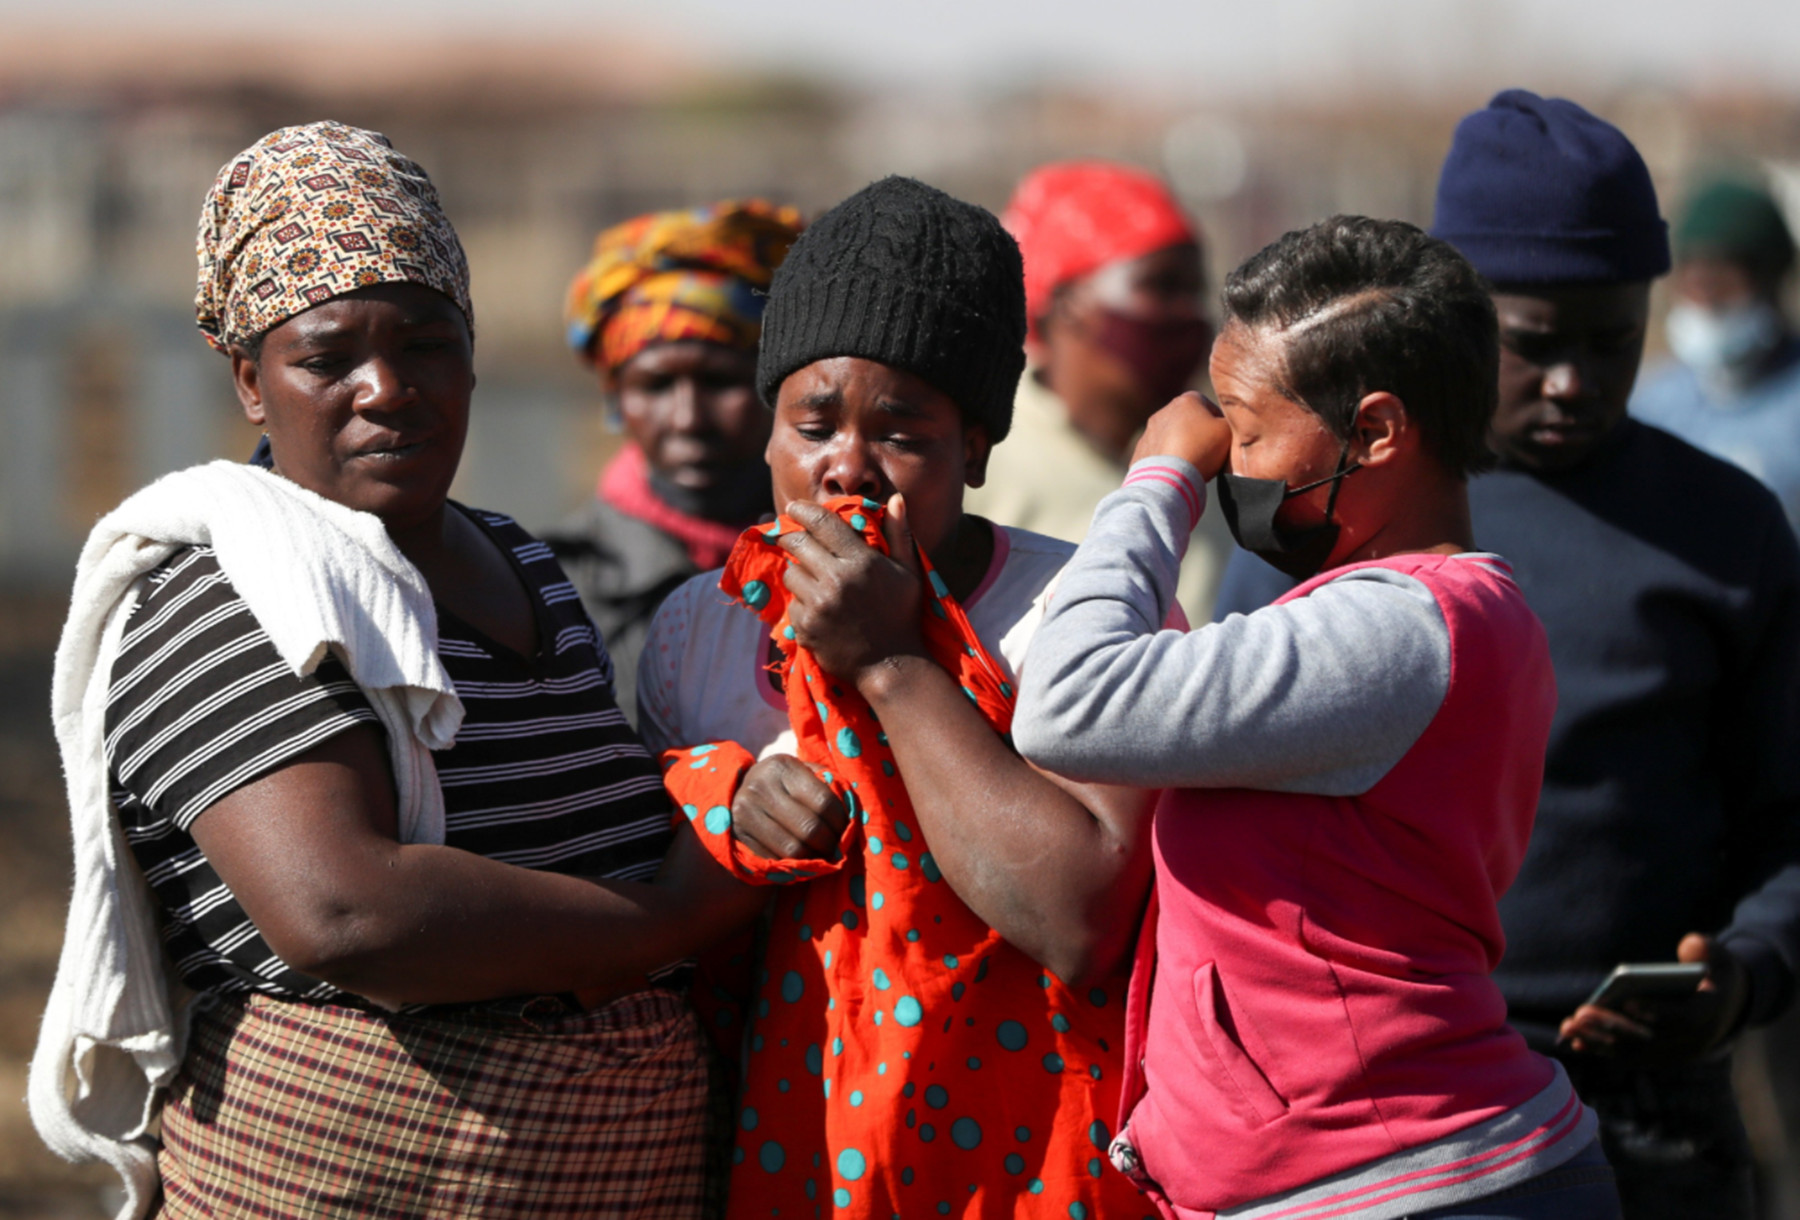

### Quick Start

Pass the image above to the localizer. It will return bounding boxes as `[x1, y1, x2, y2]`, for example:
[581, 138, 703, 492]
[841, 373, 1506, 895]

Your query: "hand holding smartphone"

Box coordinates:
[1557, 941, 1745, 1065]
[1580, 962, 1709, 1012]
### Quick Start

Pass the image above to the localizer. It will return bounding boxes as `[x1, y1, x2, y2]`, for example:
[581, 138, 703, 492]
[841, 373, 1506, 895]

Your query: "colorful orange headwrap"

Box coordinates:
[1001, 161, 1197, 343]
[564, 200, 803, 372]
[196, 121, 472, 354]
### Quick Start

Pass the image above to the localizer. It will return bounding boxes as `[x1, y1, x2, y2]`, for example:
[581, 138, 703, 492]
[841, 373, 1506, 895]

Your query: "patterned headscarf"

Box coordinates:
[1002, 161, 1196, 342]
[196, 121, 473, 354]
[564, 200, 803, 372]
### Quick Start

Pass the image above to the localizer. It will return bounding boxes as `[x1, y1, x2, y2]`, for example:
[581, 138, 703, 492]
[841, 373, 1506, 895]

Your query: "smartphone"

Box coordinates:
[1581, 962, 1708, 1011]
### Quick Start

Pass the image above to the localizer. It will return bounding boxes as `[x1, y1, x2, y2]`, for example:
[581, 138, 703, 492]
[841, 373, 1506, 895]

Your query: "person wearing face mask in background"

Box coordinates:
[543, 202, 802, 722]
[1632, 178, 1800, 534]
[966, 161, 1231, 622]
[1211, 90, 1800, 1220]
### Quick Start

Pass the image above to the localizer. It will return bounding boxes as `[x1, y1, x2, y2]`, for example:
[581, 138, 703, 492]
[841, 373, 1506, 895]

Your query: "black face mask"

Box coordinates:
[1215, 439, 1360, 580]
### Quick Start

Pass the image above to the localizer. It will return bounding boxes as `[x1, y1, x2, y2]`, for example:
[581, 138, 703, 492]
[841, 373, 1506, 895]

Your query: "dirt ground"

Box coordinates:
[0, 591, 113, 1219]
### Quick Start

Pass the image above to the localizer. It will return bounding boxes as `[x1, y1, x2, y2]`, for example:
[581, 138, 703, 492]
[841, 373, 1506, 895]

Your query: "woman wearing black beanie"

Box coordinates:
[637, 176, 1158, 1218]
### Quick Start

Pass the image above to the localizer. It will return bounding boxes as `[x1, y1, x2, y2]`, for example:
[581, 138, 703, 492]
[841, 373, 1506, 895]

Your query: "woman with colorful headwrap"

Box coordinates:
[545, 201, 802, 721]
[29, 121, 762, 1220]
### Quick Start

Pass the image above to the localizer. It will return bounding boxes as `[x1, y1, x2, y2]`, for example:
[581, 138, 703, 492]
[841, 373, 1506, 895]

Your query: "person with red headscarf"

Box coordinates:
[967, 161, 1230, 620]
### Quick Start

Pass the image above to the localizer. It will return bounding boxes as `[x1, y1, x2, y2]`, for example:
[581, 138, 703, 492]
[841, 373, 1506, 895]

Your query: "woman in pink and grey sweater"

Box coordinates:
[1014, 216, 1619, 1220]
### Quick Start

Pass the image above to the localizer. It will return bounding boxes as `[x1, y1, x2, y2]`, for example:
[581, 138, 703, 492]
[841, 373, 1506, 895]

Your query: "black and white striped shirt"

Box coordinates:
[104, 506, 673, 1004]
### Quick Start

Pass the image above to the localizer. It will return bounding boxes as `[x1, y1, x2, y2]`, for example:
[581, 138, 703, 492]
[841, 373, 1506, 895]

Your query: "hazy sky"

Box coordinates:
[6, 0, 1800, 100]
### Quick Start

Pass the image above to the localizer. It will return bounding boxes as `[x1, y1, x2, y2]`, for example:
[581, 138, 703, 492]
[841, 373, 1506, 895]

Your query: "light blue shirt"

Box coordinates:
[1631, 341, 1800, 535]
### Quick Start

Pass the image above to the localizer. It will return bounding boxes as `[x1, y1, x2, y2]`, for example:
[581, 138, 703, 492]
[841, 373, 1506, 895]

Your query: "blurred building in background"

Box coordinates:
[2, 18, 1800, 1217]
[5, 27, 1796, 590]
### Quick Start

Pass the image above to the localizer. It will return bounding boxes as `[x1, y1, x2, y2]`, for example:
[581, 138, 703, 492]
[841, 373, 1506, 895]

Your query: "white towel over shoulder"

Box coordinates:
[28, 460, 464, 1220]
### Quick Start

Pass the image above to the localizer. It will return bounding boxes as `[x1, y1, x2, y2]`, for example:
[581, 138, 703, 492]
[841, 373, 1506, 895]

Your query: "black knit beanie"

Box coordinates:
[756, 176, 1027, 442]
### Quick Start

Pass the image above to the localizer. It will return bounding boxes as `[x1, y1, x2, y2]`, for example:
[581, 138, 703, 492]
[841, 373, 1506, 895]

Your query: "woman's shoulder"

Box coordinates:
[106, 544, 376, 828]
[994, 523, 1078, 564]
[454, 503, 555, 568]
[647, 569, 759, 656]
[120, 544, 242, 655]
[969, 524, 1075, 615]
[454, 502, 593, 625]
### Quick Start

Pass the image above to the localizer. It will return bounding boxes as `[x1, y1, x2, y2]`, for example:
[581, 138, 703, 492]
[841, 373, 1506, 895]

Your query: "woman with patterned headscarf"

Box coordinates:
[545, 201, 802, 720]
[28, 121, 763, 1220]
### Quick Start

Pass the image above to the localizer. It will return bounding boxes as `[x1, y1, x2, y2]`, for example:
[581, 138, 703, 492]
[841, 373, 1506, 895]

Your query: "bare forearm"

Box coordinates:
[859, 654, 1152, 981]
[263, 835, 756, 1006]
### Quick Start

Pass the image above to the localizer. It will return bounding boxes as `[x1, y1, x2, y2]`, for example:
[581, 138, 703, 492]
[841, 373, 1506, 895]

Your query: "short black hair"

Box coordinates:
[1222, 215, 1498, 477]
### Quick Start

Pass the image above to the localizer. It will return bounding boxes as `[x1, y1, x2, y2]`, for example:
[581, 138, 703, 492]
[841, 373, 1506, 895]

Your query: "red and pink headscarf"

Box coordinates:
[1001, 161, 1197, 343]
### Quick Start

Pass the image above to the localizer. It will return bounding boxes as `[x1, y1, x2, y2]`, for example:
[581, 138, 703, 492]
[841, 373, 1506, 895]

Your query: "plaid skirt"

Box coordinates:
[154, 989, 711, 1219]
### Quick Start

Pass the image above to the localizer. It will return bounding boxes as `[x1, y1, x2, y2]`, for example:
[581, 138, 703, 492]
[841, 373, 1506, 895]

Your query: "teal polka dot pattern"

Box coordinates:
[671, 497, 1137, 1219]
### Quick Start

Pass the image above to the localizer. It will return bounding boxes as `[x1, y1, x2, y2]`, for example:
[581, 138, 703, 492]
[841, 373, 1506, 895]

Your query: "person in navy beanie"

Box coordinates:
[1211, 89, 1800, 1219]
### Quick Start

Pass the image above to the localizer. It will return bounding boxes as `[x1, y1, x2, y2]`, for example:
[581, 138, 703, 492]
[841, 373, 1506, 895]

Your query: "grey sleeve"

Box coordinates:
[1012, 457, 1451, 795]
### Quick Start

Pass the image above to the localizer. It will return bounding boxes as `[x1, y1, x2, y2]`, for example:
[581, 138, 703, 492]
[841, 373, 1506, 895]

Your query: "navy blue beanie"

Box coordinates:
[1431, 89, 1670, 285]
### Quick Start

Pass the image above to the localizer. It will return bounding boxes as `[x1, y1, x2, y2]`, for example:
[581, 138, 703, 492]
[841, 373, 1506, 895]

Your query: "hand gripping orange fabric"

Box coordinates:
[662, 497, 1148, 1220]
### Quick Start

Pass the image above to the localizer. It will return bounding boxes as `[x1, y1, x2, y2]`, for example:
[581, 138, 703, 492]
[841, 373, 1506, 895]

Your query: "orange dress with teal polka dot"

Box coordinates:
[662, 498, 1150, 1220]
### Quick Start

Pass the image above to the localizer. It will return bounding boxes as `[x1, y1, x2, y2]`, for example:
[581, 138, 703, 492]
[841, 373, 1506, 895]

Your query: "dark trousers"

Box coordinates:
[1562, 1053, 1757, 1220]
[1411, 1140, 1621, 1218]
